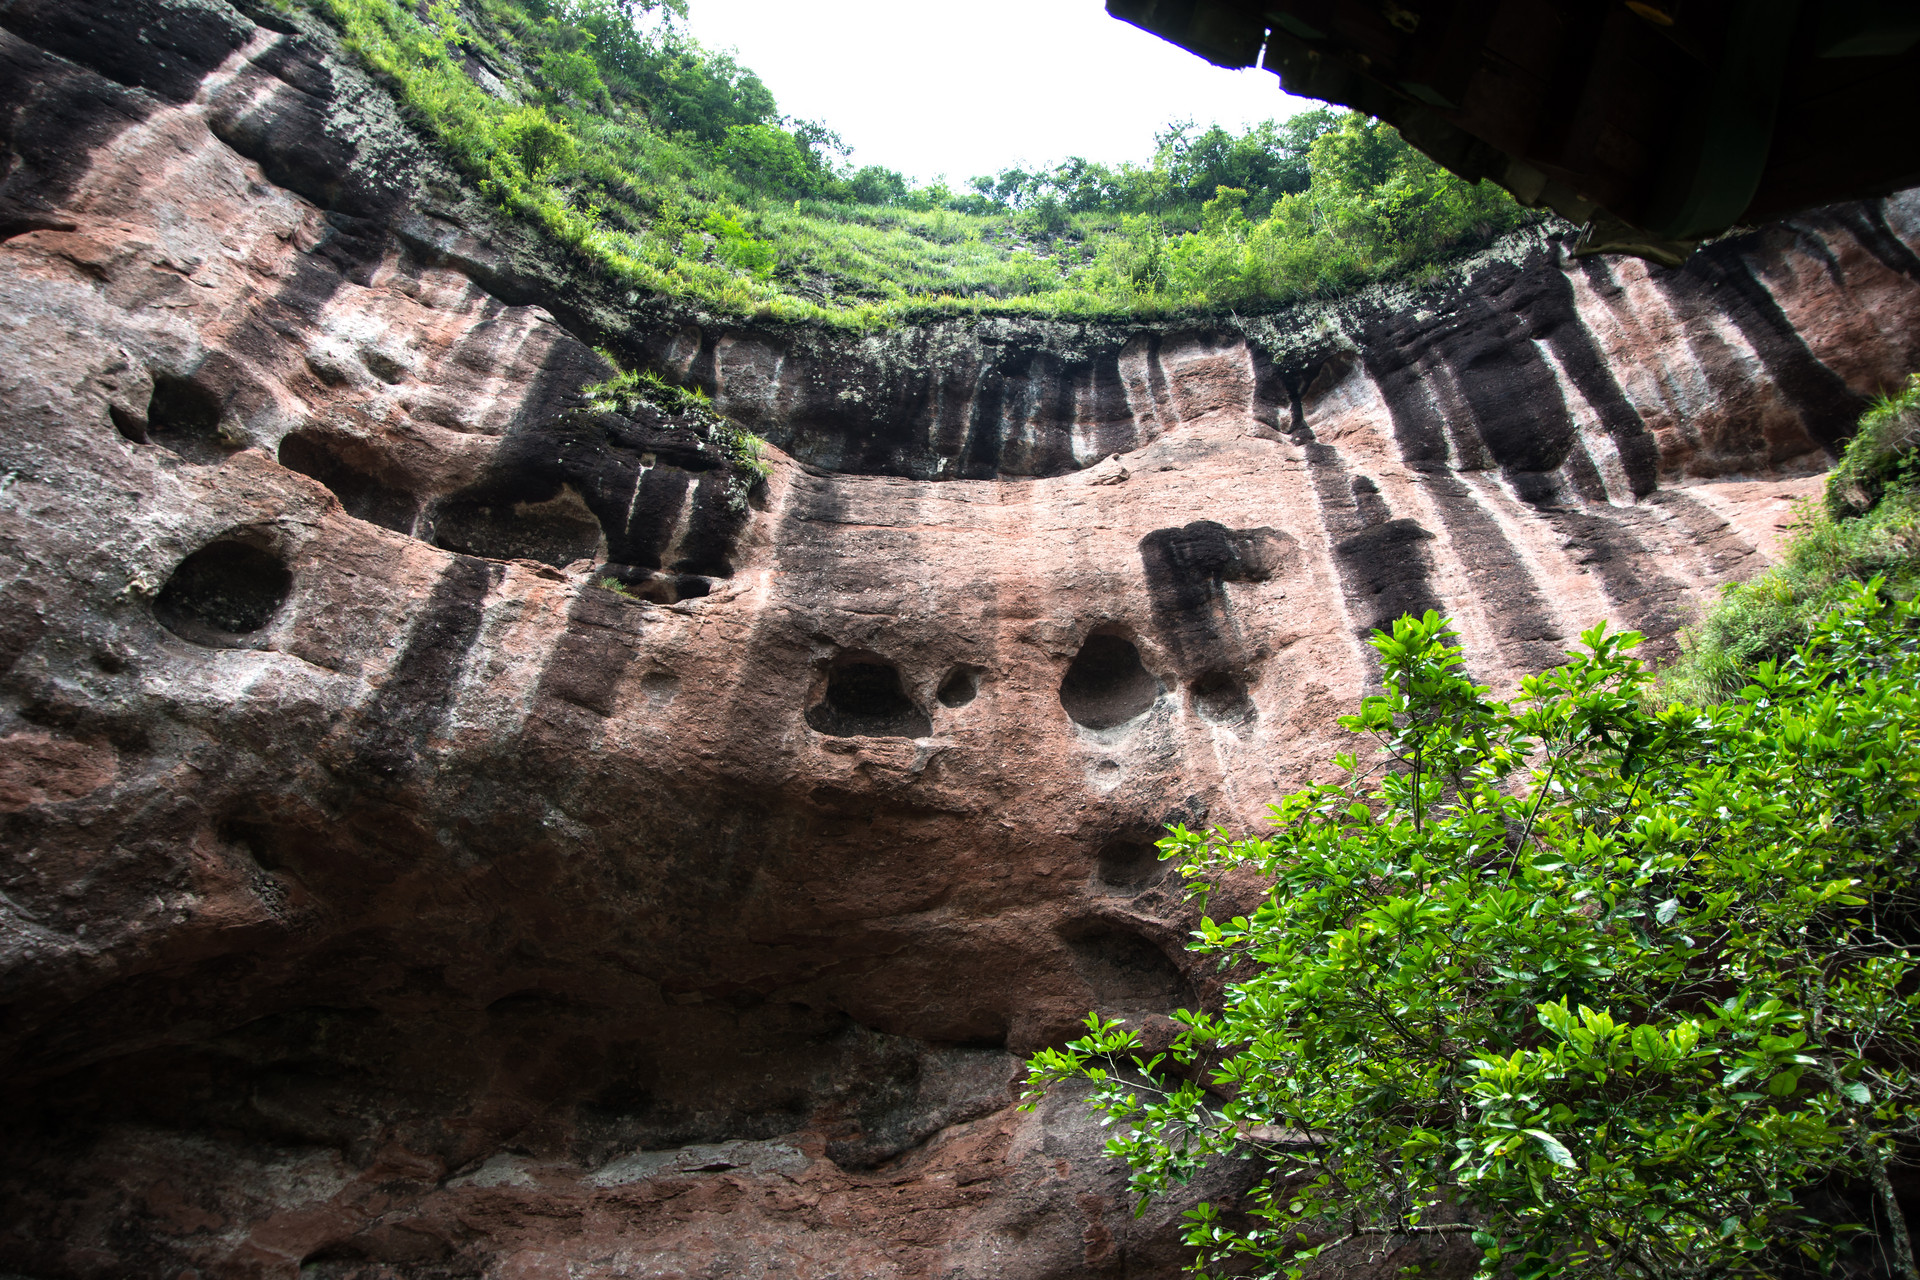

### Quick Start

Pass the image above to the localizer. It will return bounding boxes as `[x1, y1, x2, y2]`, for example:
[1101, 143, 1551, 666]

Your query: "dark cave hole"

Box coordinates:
[1094, 839, 1165, 893]
[279, 431, 420, 534]
[154, 541, 292, 645]
[1189, 668, 1256, 725]
[145, 372, 232, 461]
[806, 659, 932, 739]
[220, 818, 285, 872]
[1062, 924, 1190, 1010]
[936, 666, 978, 708]
[1059, 632, 1159, 730]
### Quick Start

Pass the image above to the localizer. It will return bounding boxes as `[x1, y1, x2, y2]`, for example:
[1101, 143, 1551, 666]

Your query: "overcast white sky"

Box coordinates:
[676, 1, 1315, 184]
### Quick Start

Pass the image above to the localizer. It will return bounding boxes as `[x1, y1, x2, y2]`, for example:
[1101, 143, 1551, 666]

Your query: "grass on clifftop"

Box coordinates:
[310, 0, 1535, 326]
[1661, 376, 1920, 703]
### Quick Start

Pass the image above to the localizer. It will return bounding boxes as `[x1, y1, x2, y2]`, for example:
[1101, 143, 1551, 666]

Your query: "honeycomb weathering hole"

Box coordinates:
[1095, 839, 1164, 892]
[279, 431, 420, 534]
[1190, 669, 1256, 725]
[145, 372, 232, 462]
[1063, 924, 1190, 1010]
[1059, 633, 1159, 729]
[154, 541, 292, 646]
[806, 659, 932, 739]
[936, 666, 978, 708]
[432, 486, 606, 569]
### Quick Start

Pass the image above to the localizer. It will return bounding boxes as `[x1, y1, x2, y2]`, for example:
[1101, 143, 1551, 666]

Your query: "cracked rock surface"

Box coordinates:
[5, 2, 1920, 1276]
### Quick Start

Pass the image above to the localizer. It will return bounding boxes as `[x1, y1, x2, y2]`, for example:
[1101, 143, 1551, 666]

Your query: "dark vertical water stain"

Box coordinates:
[1287, 367, 1444, 647]
[672, 472, 747, 577]
[618, 468, 693, 571]
[1660, 242, 1867, 452]
[1088, 353, 1138, 458]
[1144, 336, 1180, 430]
[351, 556, 498, 783]
[535, 591, 642, 718]
[958, 360, 1008, 480]
[1541, 509, 1692, 648]
[1800, 202, 1920, 286]
[1359, 324, 1563, 666]
[1541, 262, 1663, 496]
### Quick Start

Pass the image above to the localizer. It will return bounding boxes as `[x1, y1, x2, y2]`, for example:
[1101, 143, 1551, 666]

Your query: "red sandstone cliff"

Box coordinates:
[5, 2, 1920, 1277]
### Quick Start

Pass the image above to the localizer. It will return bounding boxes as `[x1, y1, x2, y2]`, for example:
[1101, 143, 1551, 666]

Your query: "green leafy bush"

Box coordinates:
[1829, 375, 1920, 520]
[1027, 596, 1920, 1280]
[538, 45, 605, 102]
[702, 208, 775, 275]
[496, 105, 577, 178]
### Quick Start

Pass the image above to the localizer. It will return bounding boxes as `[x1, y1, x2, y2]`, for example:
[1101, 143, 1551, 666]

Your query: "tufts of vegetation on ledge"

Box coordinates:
[310, 0, 1536, 326]
[1660, 375, 1920, 703]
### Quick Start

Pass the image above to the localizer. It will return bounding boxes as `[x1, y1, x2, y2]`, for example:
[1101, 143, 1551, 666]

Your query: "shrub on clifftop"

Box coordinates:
[1026, 595, 1920, 1280]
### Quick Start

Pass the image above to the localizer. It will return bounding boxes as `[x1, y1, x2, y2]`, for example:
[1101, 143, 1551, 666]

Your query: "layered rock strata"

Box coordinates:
[5, 2, 1920, 1276]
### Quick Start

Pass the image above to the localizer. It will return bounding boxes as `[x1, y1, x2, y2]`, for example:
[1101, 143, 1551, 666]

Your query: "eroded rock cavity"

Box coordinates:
[153, 539, 292, 645]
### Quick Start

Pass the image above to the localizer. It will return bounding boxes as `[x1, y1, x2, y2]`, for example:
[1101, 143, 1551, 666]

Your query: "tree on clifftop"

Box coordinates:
[1025, 589, 1920, 1280]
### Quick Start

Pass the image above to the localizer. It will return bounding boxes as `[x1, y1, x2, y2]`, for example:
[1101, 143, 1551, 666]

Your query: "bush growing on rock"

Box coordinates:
[1663, 377, 1920, 704]
[1025, 593, 1920, 1280]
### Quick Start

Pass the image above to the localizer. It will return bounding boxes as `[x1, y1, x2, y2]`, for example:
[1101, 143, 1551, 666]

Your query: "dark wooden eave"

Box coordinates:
[1109, 0, 1920, 264]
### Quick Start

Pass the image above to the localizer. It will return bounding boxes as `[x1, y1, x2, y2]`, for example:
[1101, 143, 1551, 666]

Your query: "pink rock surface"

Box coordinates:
[3, 3, 1920, 1277]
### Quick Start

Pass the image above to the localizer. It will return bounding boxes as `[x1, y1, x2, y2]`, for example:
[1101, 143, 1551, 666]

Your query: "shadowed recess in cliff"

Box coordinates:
[700, 329, 1147, 481]
[424, 365, 751, 575]
[936, 666, 980, 708]
[1093, 838, 1167, 894]
[154, 540, 292, 647]
[1059, 633, 1161, 731]
[136, 370, 231, 463]
[349, 556, 497, 781]
[433, 485, 605, 568]
[1059, 923, 1192, 1015]
[279, 429, 420, 534]
[806, 657, 931, 739]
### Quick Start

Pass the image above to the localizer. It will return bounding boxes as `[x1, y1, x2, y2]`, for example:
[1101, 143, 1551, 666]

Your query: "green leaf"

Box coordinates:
[1524, 1129, 1578, 1169]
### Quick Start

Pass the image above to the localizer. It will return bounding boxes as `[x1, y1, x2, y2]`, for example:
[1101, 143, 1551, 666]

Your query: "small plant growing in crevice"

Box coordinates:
[593, 575, 635, 598]
[582, 360, 771, 510]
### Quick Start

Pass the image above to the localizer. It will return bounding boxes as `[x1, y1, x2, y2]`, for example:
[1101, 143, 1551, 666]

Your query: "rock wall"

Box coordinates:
[5, 2, 1920, 1277]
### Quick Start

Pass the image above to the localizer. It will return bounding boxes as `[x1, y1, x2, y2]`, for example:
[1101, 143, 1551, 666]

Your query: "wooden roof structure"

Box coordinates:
[1109, 0, 1920, 263]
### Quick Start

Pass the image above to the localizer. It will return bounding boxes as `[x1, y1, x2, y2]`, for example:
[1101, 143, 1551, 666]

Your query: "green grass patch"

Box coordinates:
[1661, 375, 1920, 703]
